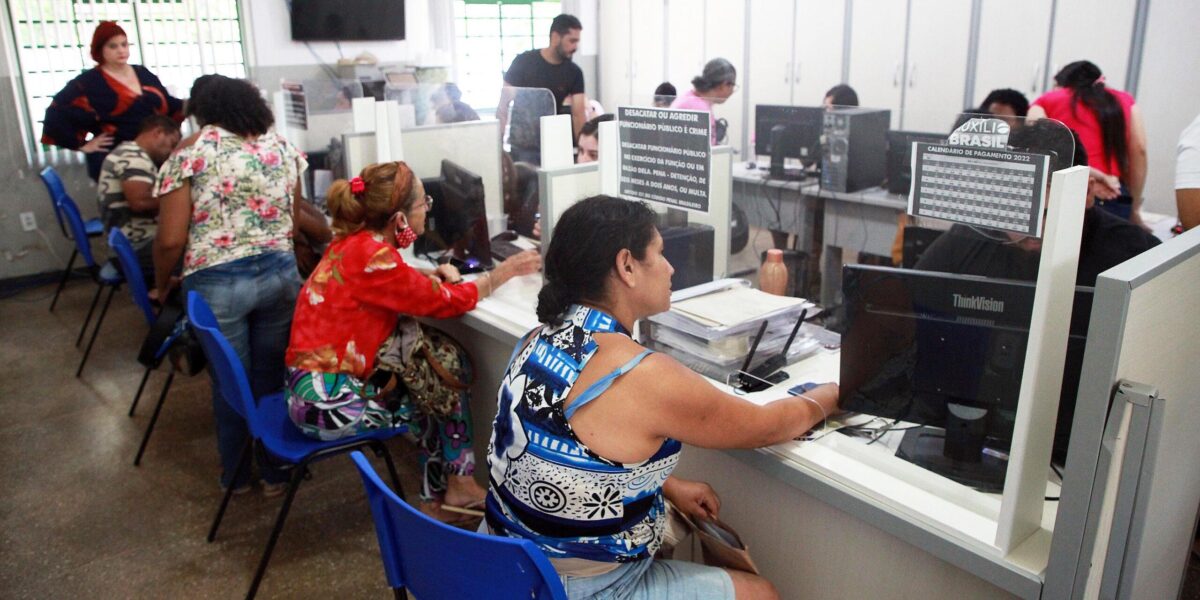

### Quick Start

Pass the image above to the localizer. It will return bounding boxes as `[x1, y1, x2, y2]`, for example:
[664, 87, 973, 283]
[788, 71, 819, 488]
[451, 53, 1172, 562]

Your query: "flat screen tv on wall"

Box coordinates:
[290, 0, 406, 41]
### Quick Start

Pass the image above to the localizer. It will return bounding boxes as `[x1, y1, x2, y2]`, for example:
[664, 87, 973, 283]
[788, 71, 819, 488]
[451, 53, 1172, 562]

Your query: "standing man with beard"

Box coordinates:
[500, 14, 587, 165]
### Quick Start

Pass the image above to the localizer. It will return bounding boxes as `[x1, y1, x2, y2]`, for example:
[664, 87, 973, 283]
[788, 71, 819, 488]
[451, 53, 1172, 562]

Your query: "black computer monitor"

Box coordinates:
[755, 105, 824, 177]
[838, 265, 1091, 492]
[886, 130, 946, 195]
[415, 159, 492, 271]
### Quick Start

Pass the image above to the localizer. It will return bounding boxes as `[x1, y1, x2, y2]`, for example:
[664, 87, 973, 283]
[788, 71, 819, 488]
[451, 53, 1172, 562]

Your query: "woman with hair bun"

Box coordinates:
[1029, 60, 1149, 226]
[285, 161, 540, 521]
[487, 195, 838, 598]
[671, 58, 738, 144]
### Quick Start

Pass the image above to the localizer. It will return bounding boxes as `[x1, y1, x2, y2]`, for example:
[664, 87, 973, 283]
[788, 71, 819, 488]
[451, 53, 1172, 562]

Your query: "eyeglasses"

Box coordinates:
[416, 195, 434, 210]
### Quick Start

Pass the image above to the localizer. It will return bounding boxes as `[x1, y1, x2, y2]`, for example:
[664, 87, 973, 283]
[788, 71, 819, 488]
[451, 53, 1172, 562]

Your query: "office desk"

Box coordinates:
[428, 271, 1056, 599]
[732, 164, 908, 306]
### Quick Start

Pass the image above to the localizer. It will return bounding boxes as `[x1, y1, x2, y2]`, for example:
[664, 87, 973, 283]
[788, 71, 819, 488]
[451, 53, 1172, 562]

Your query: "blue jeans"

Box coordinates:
[184, 251, 302, 487]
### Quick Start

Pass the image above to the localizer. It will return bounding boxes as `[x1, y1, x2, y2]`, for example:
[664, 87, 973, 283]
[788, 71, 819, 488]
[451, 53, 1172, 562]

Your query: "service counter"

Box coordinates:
[424, 268, 1052, 599]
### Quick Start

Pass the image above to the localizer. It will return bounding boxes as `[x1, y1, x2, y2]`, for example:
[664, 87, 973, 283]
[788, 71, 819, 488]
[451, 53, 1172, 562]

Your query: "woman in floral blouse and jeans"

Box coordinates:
[154, 75, 324, 494]
[284, 161, 539, 521]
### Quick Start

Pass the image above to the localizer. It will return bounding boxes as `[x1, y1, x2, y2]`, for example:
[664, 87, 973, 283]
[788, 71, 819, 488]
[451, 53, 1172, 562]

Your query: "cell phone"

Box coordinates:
[787, 382, 821, 396]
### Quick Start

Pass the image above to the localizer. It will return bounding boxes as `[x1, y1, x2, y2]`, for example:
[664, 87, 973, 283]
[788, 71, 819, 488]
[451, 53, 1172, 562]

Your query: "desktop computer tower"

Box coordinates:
[821, 108, 891, 193]
[660, 224, 715, 290]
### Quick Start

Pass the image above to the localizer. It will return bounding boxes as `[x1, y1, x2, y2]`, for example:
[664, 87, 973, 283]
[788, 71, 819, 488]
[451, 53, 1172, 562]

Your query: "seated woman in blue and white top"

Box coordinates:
[486, 196, 840, 600]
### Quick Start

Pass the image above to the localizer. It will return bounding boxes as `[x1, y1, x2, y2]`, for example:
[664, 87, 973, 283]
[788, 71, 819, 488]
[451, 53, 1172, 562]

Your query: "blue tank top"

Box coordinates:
[486, 304, 682, 563]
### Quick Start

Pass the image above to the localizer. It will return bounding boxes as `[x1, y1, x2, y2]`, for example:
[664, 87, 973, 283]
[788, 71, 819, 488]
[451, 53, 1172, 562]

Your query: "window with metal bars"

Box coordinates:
[453, 0, 560, 111]
[5, 0, 247, 166]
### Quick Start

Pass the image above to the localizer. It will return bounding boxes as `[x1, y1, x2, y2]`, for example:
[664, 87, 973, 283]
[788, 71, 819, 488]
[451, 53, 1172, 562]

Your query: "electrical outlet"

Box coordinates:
[19, 211, 37, 232]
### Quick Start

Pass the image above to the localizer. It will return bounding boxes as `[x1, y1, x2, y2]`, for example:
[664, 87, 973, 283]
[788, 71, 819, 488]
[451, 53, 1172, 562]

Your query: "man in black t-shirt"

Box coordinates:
[500, 13, 586, 165]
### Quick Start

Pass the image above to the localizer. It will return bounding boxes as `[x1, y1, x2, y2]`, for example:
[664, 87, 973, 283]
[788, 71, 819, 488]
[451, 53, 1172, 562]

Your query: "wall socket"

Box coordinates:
[19, 211, 37, 232]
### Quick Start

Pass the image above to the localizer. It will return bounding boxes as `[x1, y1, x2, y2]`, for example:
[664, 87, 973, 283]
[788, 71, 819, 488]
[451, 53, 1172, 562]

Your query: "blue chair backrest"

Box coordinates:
[38, 166, 69, 236]
[55, 189, 99, 269]
[186, 292, 254, 421]
[350, 451, 566, 600]
[108, 228, 156, 326]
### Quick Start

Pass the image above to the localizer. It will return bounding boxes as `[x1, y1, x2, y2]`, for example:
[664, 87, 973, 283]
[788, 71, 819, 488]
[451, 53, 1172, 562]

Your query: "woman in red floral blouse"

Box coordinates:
[286, 161, 539, 521]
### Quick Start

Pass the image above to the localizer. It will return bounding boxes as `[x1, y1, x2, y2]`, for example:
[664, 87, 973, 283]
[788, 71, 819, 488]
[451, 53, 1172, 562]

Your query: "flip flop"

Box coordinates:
[440, 498, 486, 518]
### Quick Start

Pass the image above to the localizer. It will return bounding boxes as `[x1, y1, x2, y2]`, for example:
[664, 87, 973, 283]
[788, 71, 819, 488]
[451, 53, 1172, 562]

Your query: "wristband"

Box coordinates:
[797, 393, 827, 429]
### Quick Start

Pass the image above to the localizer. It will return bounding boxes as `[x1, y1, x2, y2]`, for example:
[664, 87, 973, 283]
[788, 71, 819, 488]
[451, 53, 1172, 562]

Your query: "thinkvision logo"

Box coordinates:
[952, 293, 1005, 313]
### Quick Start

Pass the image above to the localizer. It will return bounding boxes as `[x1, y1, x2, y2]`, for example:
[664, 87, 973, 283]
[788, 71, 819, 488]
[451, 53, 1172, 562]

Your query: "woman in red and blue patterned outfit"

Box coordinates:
[41, 21, 184, 180]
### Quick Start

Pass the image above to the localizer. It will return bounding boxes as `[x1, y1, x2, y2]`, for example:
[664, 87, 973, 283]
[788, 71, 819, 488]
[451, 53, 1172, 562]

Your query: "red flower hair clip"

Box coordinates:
[349, 176, 366, 197]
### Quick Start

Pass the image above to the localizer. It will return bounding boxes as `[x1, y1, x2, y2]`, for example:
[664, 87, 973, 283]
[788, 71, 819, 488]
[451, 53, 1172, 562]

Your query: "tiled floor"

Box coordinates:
[0, 279, 425, 599]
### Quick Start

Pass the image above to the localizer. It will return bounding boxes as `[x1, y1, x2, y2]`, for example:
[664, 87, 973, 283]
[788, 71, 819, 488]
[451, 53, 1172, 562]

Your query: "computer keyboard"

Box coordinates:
[491, 238, 539, 261]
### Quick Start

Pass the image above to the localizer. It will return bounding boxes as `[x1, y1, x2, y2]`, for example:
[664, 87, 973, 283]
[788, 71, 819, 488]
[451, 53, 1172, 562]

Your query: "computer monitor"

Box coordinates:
[886, 130, 946, 195]
[754, 105, 824, 178]
[838, 265, 1091, 492]
[415, 159, 492, 271]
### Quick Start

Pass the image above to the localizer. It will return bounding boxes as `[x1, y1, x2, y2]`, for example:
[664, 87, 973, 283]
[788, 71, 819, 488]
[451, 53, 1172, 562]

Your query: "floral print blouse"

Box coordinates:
[285, 230, 480, 380]
[155, 125, 306, 276]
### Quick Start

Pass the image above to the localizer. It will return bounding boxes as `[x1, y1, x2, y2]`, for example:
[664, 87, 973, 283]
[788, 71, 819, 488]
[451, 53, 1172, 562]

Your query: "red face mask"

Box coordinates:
[393, 212, 417, 249]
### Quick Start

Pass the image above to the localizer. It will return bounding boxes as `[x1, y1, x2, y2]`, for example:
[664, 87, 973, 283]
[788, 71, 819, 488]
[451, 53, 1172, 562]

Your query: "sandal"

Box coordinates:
[440, 498, 486, 518]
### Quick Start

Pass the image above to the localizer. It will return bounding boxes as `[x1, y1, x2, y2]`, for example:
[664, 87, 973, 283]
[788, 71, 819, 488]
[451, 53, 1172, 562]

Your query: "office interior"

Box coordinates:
[2, 0, 1200, 598]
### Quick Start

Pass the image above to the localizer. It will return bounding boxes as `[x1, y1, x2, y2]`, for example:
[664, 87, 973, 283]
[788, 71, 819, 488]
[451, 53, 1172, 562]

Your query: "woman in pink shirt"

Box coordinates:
[670, 58, 738, 145]
[1029, 61, 1149, 228]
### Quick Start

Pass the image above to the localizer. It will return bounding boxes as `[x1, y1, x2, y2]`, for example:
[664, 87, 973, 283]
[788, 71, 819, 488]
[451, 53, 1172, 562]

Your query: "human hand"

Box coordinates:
[664, 477, 721, 521]
[435, 263, 462, 284]
[494, 249, 541, 285]
[1087, 168, 1121, 201]
[154, 275, 181, 306]
[532, 218, 542, 240]
[80, 133, 114, 153]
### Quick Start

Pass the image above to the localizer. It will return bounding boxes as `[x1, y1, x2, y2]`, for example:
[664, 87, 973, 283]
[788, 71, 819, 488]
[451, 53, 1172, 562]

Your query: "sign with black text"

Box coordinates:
[617, 107, 711, 212]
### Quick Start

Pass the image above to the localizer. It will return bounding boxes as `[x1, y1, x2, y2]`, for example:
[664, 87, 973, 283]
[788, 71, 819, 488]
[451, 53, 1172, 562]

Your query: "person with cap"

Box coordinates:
[41, 21, 184, 180]
[671, 58, 738, 144]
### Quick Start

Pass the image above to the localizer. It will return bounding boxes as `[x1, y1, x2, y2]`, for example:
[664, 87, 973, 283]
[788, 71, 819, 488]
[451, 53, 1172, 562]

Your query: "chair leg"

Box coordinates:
[245, 463, 309, 600]
[76, 281, 104, 347]
[128, 367, 153, 417]
[208, 440, 252, 543]
[133, 371, 175, 466]
[393, 587, 406, 600]
[372, 441, 406, 501]
[76, 285, 116, 378]
[50, 249, 77, 312]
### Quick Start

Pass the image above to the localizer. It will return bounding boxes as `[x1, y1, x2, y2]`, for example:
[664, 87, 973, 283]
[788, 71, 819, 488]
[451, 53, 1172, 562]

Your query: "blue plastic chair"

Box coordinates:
[56, 188, 123, 377]
[186, 291, 408, 600]
[351, 451, 567, 600]
[38, 166, 103, 311]
[108, 228, 179, 466]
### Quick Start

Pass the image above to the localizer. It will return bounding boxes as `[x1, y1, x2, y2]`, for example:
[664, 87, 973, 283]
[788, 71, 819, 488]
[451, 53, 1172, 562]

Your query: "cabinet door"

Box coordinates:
[973, 0, 1052, 108]
[665, 0, 706, 95]
[846, 0, 907, 126]
[1048, 0, 1137, 90]
[902, 0, 971, 132]
[792, 0, 846, 106]
[630, 0, 666, 106]
[598, 0, 632, 110]
[705, 0, 747, 149]
[747, 0, 797, 156]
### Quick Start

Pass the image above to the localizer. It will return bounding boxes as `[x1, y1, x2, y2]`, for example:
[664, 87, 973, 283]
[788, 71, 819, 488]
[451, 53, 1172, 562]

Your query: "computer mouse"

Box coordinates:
[493, 230, 519, 242]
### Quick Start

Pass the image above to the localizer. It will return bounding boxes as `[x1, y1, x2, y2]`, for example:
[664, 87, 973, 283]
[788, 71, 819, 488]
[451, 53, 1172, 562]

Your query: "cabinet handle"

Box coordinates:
[784, 61, 791, 83]
[893, 63, 901, 87]
[908, 64, 916, 88]
[794, 61, 801, 82]
[1031, 63, 1041, 94]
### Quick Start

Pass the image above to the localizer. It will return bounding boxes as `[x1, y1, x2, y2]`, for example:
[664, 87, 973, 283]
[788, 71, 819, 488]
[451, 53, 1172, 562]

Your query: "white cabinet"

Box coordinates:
[598, 0, 632, 110]
[746, 0, 844, 155]
[902, 0, 971, 132]
[973, 0, 1053, 108]
[792, 0, 846, 105]
[1048, 0, 1137, 90]
[629, 0, 666, 104]
[665, 0, 706, 94]
[705, 0, 747, 149]
[846, 0, 907, 126]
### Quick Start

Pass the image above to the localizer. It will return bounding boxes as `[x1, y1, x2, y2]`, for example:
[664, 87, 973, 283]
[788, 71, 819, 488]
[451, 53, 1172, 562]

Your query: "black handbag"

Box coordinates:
[138, 304, 207, 376]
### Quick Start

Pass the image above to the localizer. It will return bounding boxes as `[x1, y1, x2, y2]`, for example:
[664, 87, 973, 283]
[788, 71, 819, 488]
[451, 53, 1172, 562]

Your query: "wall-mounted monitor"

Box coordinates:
[290, 0, 406, 41]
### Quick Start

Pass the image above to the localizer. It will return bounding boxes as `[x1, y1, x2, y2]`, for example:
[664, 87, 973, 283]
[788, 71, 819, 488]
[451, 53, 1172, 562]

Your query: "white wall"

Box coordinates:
[240, 0, 433, 68]
[1135, 0, 1200, 216]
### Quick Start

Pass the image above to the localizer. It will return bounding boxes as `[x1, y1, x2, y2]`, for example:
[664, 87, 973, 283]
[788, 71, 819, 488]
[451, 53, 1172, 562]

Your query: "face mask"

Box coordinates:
[393, 212, 417, 249]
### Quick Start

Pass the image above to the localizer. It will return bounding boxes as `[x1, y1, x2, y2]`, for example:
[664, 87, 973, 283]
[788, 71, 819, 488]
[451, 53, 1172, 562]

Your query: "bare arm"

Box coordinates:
[1126, 105, 1149, 217]
[569, 93, 587, 141]
[1026, 105, 1047, 121]
[121, 180, 158, 213]
[1178, 188, 1200, 231]
[293, 183, 332, 243]
[153, 181, 192, 300]
[637, 353, 838, 449]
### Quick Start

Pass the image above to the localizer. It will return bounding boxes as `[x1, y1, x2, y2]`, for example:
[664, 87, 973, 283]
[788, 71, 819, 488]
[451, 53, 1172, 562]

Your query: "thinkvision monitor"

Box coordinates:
[838, 265, 1091, 492]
